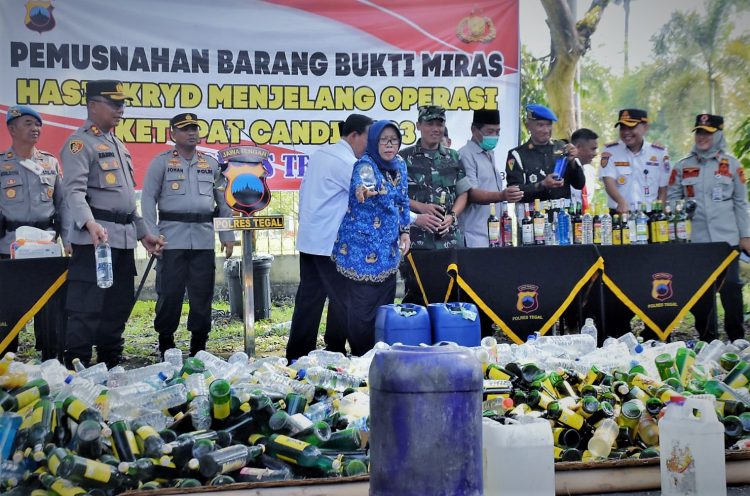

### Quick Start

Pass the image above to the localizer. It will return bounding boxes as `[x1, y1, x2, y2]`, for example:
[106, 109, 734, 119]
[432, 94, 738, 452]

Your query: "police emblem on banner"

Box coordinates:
[456, 7, 496, 43]
[218, 145, 272, 215]
[516, 284, 539, 314]
[24, 0, 55, 34]
[651, 272, 673, 301]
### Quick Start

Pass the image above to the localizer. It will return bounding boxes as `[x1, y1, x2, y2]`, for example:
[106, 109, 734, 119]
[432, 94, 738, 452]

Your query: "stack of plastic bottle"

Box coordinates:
[0, 329, 749, 493]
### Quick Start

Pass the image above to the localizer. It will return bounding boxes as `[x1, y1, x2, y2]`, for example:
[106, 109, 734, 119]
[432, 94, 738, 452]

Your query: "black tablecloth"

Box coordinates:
[0, 257, 68, 355]
[597, 243, 736, 340]
[408, 243, 735, 343]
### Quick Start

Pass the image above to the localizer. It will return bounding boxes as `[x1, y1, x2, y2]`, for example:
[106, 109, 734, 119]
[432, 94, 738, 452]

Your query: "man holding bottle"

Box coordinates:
[398, 105, 470, 303]
[458, 108, 524, 248]
[141, 113, 234, 357]
[61, 79, 164, 368]
[505, 104, 583, 203]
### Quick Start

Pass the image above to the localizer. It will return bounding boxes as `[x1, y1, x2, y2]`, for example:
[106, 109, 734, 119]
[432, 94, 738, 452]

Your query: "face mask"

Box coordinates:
[480, 136, 498, 151]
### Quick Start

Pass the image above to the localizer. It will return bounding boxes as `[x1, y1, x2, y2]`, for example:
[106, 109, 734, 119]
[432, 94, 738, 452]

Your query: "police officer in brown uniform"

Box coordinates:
[141, 113, 234, 356]
[60, 80, 164, 368]
[1, 106, 65, 356]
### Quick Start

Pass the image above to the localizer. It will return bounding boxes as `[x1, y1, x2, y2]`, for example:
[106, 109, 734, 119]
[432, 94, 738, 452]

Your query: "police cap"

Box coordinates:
[6, 106, 42, 126]
[615, 108, 648, 128]
[693, 113, 724, 133]
[171, 113, 200, 129]
[526, 104, 557, 122]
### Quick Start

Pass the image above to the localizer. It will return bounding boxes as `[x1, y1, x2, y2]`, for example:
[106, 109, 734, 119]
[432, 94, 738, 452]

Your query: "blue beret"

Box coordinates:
[6, 106, 42, 126]
[526, 104, 557, 122]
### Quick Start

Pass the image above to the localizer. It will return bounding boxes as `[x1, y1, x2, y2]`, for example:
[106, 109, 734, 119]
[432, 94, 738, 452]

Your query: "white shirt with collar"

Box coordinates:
[297, 139, 356, 256]
[599, 140, 670, 209]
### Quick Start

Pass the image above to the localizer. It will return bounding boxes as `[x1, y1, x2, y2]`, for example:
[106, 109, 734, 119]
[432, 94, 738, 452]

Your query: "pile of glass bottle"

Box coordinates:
[0, 334, 749, 494]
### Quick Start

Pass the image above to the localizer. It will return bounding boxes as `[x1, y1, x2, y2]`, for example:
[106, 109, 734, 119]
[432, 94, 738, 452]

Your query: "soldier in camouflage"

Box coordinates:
[398, 105, 470, 303]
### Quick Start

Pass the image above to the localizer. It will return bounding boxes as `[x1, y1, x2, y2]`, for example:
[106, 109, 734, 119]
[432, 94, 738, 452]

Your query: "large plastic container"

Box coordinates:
[482, 417, 554, 496]
[659, 396, 726, 496]
[374, 304, 431, 346]
[369, 344, 483, 496]
[428, 302, 481, 347]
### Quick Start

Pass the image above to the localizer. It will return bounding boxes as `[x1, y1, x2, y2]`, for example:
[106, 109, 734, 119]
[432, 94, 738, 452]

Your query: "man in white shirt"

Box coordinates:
[286, 114, 372, 361]
[600, 109, 670, 214]
[570, 128, 600, 212]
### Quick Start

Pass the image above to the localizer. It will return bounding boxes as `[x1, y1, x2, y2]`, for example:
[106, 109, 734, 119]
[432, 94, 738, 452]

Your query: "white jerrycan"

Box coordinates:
[482, 416, 555, 496]
[659, 396, 726, 496]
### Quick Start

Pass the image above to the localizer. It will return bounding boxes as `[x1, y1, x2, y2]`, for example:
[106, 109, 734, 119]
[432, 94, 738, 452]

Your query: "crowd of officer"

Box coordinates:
[1, 77, 747, 363]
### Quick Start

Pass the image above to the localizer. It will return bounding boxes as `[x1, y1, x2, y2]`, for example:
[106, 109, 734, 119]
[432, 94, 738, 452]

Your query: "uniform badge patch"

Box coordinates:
[617, 176, 627, 185]
[507, 158, 515, 171]
[718, 159, 731, 177]
[738, 168, 747, 184]
[528, 174, 537, 183]
[96, 144, 110, 151]
[7, 178, 16, 186]
[600, 152, 611, 168]
[6, 188, 16, 199]
[197, 159, 210, 169]
[686, 185, 695, 197]
[683, 168, 700, 179]
[47, 187, 54, 198]
[69, 140, 84, 154]
[669, 169, 677, 186]
[168, 159, 181, 166]
[171, 182, 180, 190]
[105, 172, 117, 185]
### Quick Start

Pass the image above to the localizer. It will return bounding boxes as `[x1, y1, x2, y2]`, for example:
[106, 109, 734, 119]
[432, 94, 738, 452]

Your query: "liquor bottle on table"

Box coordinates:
[572, 202, 583, 245]
[487, 203, 501, 247]
[500, 202, 513, 247]
[533, 199, 546, 245]
[521, 203, 534, 247]
[592, 206, 602, 245]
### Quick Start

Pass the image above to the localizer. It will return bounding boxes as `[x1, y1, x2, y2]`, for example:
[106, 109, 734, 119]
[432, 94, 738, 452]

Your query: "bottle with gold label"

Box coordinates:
[592, 206, 602, 244]
[109, 420, 139, 463]
[260, 434, 337, 473]
[12, 379, 50, 411]
[118, 457, 179, 482]
[131, 420, 165, 458]
[56, 453, 125, 490]
[546, 401, 588, 433]
[209, 379, 231, 421]
[187, 444, 264, 479]
[552, 427, 581, 449]
[62, 396, 101, 424]
[39, 473, 88, 496]
[487, 202, 501, 247]
[533, 199, 546, 245]
[654, 353, 679, 381]
[553, 446, 582, 461]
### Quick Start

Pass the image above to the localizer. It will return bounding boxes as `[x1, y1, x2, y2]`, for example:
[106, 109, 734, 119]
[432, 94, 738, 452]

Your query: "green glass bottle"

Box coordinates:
[552, 427, 581, 449]
[294, 421, 332, 446]
[209, 474, 235, 486]
[584, 365, 605, 386]
[723, 360, 750, 390]
[675, 347, 696, 386]
[319, 428, 362, 451]
[109, 420, 139, 462]
[717, 399, 745, 417]
[131, 420, 165, 458]
[161, 430, 232, 465]
[587, 400, 615, 428]
[118, 457, 179, 482]
[209, 379, 231, 421]
[57, 454, 125, 490]
[578, 395, 600, 420]
[547, 401, 588, 432]
[179, 357, 206, 379]
[553, 446, 582, 461]
[39, 473, 88, 496]
[655, 353, 679, 381]
[45, 445, 70, 476]
[12, 379, 50, 410]
[285, 393, 308, 415]
[344, 458, 368, 476]
[723, 415, 745, 444]
[62, 396, 101, 424]
[75, 419, 105, 460]
[618, 399, 645, 431]
[720, 353, 741, 373]
[261, 434, 338, 473]
[645, 397, 664, 416]
[188, 444, 265, 479]
[27, 398, 55, 461]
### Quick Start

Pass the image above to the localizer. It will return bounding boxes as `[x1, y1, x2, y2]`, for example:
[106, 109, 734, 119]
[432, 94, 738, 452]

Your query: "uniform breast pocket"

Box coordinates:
[39, 174, 55, 202]
[616, 166, 632, 187]
[1, 176, 24, 203]
[716, 176, 734, 200]
[681, 177, 699, 198]
[438, 166, 459, 186]
[197, 175, 214, 196]
[97, 160, 122, 188]
[166, 178, 186, 195]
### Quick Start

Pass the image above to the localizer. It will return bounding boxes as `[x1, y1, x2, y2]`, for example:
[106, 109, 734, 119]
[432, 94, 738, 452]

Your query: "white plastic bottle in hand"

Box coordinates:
[95, 241, 113, 288]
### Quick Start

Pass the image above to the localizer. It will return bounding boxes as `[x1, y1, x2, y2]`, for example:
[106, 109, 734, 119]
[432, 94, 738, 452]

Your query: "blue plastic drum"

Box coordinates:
[427, 302, 481, 347]
[374, 304, 432, 346]
[369, 344, 483, 495]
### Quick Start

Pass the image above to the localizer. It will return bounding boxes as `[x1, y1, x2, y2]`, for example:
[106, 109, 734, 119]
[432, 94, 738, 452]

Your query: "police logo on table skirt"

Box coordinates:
[516, 284, 539, 314]
[651, 272, 673, 302]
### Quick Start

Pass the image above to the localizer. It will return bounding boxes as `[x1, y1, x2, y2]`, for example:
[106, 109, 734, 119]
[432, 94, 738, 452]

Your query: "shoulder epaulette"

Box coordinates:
[651, 142, 666, 150]
[605, 141, 619, 148]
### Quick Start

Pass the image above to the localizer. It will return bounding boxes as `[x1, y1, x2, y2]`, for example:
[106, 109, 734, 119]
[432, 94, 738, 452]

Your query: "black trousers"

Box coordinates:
[692, 249, 744, 342]
[286, 253, 347, 362]
[65, 244, 135, 368]
[154, 249, 215, 355]
[346, 273, 396, 357]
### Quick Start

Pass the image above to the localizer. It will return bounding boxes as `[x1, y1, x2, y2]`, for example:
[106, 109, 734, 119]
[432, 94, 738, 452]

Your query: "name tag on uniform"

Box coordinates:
[712, 186, 723, 202]
[20, 158, 44, 176]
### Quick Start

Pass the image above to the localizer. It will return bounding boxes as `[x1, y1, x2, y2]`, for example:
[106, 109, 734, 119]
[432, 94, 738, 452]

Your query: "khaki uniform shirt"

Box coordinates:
[141, 148, 233, 250]
[60, 120, 146, 249]
[667, 150, 750, 245]
[0, 148, 63, 255]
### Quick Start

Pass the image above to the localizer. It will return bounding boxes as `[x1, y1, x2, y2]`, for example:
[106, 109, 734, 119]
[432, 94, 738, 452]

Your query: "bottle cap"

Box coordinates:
[188, 458, 199, 471]
[117, 462, 130, 474]
[634, 344, 644, 354]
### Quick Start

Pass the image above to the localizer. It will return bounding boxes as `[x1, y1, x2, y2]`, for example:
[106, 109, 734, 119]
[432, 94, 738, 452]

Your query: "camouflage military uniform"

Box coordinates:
[399, 140, 471, 249]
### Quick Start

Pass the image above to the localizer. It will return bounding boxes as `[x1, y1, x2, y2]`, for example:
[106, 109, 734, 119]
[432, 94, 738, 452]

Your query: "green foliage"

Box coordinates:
[520, 45, 549, 143]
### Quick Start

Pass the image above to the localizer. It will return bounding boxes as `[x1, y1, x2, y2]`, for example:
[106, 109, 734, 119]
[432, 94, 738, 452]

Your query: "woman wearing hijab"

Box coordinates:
[668, 114, 750, 342]
[332, 120, 410, 355]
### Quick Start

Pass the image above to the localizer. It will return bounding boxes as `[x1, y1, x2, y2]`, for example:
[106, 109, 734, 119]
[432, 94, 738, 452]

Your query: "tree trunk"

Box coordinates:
[540, 0, 610, 138]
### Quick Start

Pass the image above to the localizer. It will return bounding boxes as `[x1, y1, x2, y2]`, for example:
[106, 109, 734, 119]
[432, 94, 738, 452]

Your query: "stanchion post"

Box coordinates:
[242, 229, 256, 357]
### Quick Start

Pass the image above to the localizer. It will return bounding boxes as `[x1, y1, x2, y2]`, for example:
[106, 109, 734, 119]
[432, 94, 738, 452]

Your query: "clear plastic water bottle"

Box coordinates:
[557, 207, 571, 245]
[95, 241, 114, 289]
[582, 209, 594, 244]
[188, 395, 212, 430]
[580, 318, 598, 347]
[600, 211, 613, 246]
[163, 348, 183, 370]
[303, 367, 363, 392]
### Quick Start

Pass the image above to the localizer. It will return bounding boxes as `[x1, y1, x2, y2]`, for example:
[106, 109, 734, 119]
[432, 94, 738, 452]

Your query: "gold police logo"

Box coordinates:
[24, 0, 55, 34]
[47, 187, 53, 198]
[105, 172, 117, 185]
[69, 140, 84, 155]
[651, 272, 673, 301]
[617, 176, 627, 185]
[171, 182, 180, 190]
[516, 284, 539, 314]
[8, 108, 22, 119]
[96, 144, 110, 151]
[7, 179, 16, 186]
[456, 7, 496, 43]
[6, 189, 17, 199]
[219, 145, 272, 216]
[197, 159, 210, 169]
